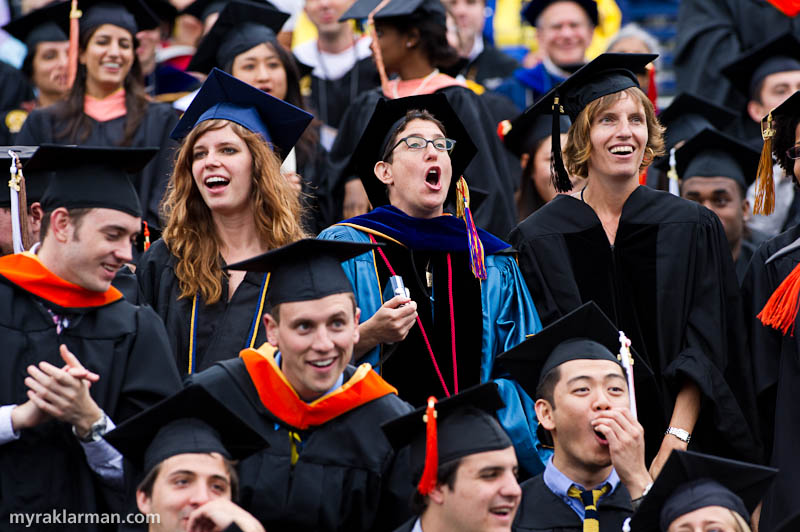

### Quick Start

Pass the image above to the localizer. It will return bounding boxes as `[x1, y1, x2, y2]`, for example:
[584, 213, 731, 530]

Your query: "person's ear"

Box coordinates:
[264, 313, 280, 347]
[27, 202, 43, 241]
[747, 99, 766, 124]
[742, 198, 751, 221]
[49, 208, 72, 243]
[136, 489, 152, 515]
[374, 161, 393, 186]
[427, 482, 447, 505]
[534, 398, 556, 431]
[405, 28, 421, 48]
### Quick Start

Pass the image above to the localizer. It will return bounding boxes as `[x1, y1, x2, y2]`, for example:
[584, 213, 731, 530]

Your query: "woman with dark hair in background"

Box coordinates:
[185, 0, 331, 232]
[0, 1, 70, 143]
[15, 0, 179, 230]
[328, 0, 518, 238]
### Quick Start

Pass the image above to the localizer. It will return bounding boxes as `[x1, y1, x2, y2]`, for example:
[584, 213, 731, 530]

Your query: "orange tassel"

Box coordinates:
[757, 262, 800, 335]
[754, 112, 776, 216]
[142, 221, 151, 251]
[67, 0, 82, 89]
[646, 63, 658, 113]
[417, 396, 438, 496]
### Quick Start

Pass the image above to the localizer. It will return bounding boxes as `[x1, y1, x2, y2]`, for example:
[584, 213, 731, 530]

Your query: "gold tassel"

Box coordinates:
[754, 112, 776, 215]
[456, 177, 469, 219]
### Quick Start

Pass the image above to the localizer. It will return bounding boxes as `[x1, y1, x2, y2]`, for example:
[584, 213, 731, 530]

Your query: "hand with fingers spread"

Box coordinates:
[354, 295, 418, 358]
[24, 344, 103, 438]
[186, 499, 266, 532]
[591, 407, 652, 499]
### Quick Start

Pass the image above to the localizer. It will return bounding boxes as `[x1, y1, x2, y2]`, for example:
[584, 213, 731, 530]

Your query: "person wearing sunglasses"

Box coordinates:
[741, 90, 800, 532]
[319, 93, 547, 478]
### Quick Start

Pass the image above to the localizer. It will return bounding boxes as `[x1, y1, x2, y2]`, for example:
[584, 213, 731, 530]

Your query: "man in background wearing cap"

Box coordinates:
[190, 239, 414, 532]
[382, 383, 522, 532]
[107, 385, 269, 532]
[0, 146, 181, 530]
[494, 0, 596, 110]
[676, 128, 761, 282]
[500, 302, 654, 531]
[720, 33, 800, 238]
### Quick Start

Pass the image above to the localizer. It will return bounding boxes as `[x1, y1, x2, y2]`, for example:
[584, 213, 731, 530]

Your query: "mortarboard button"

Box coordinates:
[225, 238, 380, 307]
[170, 68, 312, 160]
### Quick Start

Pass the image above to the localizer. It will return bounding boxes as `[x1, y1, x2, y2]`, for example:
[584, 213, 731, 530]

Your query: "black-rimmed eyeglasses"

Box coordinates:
[389, 135, 456, 154]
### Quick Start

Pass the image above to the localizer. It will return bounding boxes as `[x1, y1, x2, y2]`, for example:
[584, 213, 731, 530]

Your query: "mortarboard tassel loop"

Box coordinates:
[456, 177, 487, 280]
[142, 221, 151, 251]
[757, 261, 800, 336]
[417, 397, 438, 496]
[551, 96, 572, 193]
[754, 112, 776, 216]
[67, 0, 82, 89]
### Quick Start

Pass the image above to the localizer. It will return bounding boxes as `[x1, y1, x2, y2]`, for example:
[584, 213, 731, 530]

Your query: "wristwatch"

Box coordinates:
[665, 426, 691, 444]
[73, 411, 109, 443]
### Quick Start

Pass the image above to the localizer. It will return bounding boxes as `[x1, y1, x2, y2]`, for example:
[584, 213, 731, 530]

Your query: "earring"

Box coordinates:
[642, 146, 655, 165]
[406, 41, 413, 48]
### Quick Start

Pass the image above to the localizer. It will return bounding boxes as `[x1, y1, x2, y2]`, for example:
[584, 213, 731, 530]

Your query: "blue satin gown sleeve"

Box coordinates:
[483, 254, 551, 475]
[318, 225, 383, 366]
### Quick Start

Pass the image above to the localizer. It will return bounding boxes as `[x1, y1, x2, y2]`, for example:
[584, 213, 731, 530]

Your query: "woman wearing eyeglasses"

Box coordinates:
[319, 93, 548, 477]
[741, 90, 800, 532]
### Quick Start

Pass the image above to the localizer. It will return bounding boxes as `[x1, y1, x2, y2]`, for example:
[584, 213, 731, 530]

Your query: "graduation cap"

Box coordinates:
[348, 93, 477, 209]
[144, 0, 178, 27]
[0, 146, 47, 208]
[153, 63, 201, 98]
[521, 0, 599, 27]
[340, 0, 447, 26]
[180, 0, 226, 22]
[498, 106, 572, 158]
[658, 93, 738, 154]
[186, 0, 289, 75]
[105, 384, 267, 473]
[629, 450, 777, 532]
[675, 127, 759, 191]
[721, 33, 800, 100]
[225, 238, 379, 307]
[524, 53, 656, 193]
[29, 144, 157, 217]
[2, 1, 69, 52]
[170, 68, 312, 160]
[66, 0, 161, 36]
[380, 382, 512, 495]
[496, 301, 653, 399]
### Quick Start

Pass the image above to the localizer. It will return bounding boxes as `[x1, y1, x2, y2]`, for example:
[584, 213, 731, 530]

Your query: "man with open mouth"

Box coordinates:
[497, 302, 654, 532]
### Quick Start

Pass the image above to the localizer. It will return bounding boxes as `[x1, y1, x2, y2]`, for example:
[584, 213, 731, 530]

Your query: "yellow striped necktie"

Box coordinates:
[567, 484, 611, 532]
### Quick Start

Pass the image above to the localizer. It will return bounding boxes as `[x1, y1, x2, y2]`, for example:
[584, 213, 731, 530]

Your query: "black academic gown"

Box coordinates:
[741, 225, 800, 532]
[189, 356, 414, 532]
[306, 56, 380, 131]
[673, 0, 800, 142]
[509, 186, 762, 464]
[15, 102, 179, 228]
[324, 85, 518, 238]
[0, 61, 33, 114]
[512, 474, 632, 532]
[0, 257, 181, 531]
[445, 41, 520, 92]
[136, 239, 269, 376]
[735, 239, 756, 284]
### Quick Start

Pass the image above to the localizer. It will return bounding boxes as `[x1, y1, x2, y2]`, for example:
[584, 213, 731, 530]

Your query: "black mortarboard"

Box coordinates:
[181, 0, 226, 22]
[105, 384, 267, 472]
[2, 1, 69, 51]
[0, 146, 50, 208]
[770, 90, 800, 173]
[496, 301, 653, 398]
[225, 238, 379, 306]
[524, 53, 656, 192]
[145, 0, 178, 25]
[381, 382, 512, 493]
[657, 93, 738, 153]
[499, 106, 572, 158]
[154, 63, 201, 97]
[69, 0, 161, 36]
[170, 68, 312, 159]
[629, 450, 777, 532]
[522, 0, 599, 27]
[675, 128, 759, 190]
[721, 33, 800, 99]
[340, 0, 446, 26]
[186, 0, 289, 74]
[348, 93, 477, 209]
[30, 145, 156, 217]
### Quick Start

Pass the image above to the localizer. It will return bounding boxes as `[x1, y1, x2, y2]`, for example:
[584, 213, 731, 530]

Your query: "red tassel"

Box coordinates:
[765, 0, 800, 16]
[417, 397, 438, 496]
[757, 262, 800, 335]
[67, 0, 82, 89]
[142, 221, 151, 251]
[497, 120, 512, 142]
[647, 63, 658, 113]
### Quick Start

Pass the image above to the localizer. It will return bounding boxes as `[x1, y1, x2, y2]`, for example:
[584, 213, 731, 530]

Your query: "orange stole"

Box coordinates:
[240, 345, 398, 430]
[0, 252, 122, 308]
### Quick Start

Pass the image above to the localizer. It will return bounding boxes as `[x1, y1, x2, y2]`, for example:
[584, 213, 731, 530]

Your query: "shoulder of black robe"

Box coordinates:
[513, 474, 632, 532]
[468, 45, 520, 89]
[740, 225, 800, 532]
[509, 186, 762, 463]
[735, 238, 757, 284]
[326, 86, 517, 238]
[391, 518, 416, 532]
[0, 61, 33, 111]
[189, 359, 415, 532]
[0, 275, 180, 527]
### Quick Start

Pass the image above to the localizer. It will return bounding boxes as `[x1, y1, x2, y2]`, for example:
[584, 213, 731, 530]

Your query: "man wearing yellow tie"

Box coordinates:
[497, 302, 654, 532]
